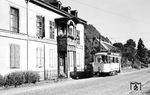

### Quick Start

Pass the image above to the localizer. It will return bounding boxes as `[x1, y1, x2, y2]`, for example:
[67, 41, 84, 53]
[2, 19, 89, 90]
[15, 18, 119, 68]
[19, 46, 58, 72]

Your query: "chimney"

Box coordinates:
[62, 6, 71, 14]
[71, 10, 78, 17]
[51, 1, 62, 9]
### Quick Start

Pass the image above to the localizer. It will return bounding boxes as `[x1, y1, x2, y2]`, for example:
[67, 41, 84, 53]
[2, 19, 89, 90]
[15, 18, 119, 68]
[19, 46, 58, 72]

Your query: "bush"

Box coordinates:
[3, 71, 40, 87]
[24, 71, 40, 84]
[0, 74, 4, 87]
[4, 72, 24, 87]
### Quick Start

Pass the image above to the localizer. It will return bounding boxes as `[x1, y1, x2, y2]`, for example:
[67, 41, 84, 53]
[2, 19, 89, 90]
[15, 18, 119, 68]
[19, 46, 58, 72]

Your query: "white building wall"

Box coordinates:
[0, 36, 27, 75]
[76, 24, 85, 71]
[28, 3, 62, 39]
[0, 0, 27, 75]
[0, 0, 27, 34]
[27, 2, 62, 79]
[0, 0, 86, 79]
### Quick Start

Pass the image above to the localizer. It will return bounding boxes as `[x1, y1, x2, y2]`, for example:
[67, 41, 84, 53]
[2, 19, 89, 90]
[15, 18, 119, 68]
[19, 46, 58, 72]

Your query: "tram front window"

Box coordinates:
[102, 55, 107, 63]
[97, 58, 101, 63]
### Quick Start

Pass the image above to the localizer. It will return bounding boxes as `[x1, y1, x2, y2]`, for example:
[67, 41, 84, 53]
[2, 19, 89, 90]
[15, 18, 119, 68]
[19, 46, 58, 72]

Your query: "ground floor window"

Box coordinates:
[36, 47, 44, 68]
[10, 44, 20, 68]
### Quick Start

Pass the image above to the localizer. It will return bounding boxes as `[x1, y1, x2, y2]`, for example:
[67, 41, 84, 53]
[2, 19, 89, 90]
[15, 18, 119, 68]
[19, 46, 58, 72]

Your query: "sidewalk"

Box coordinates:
[121, 67, 138, 73]
[0, 78, 73, 95]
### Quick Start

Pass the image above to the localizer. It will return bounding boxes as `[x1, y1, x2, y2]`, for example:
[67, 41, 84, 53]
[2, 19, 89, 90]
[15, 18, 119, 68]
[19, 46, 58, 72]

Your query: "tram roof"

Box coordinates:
[95, 52, 121, 56]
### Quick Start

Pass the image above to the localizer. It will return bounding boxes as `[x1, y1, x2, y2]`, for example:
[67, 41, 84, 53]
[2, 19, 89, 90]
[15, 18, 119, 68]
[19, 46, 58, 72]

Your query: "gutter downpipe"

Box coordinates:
[25, 0, 29, 71]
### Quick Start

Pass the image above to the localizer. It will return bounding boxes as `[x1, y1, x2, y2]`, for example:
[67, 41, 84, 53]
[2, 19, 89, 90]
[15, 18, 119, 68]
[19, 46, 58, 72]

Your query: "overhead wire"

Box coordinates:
[64, 0, 150, 25]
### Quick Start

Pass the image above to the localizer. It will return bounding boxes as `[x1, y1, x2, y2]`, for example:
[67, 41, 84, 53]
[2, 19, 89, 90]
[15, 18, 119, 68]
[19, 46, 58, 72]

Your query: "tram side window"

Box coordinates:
[102, 55, 105, 63]
[116, 58, 118, 63]
[112, 57, 115, 63]
[108, 56, 111, 63]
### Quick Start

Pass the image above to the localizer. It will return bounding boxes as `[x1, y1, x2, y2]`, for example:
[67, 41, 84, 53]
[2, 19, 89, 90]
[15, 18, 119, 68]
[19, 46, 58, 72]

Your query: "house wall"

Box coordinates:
[0, 0, 27, 34]
[0, 34, 27, 75]
[0, 0, 27, 75]
[27, 2, 63, 79]
[0, 0, 86, 79]
[28, 3, 62, 39]
[76, 23, 85, 71]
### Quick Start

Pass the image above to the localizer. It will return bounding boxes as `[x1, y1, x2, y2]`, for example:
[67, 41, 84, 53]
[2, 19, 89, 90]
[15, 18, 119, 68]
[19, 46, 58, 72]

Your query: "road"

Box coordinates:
[1, 68, 150, 95]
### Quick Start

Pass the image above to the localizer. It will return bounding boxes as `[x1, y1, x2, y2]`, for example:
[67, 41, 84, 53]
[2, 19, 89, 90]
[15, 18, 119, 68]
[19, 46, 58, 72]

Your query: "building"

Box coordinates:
[0, 0, 86, 79]
[92, 37, 116, 52]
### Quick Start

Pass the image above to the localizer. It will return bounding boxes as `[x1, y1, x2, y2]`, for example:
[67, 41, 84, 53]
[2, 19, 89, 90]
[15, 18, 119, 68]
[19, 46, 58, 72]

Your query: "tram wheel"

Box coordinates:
[97, 72, 100, 77]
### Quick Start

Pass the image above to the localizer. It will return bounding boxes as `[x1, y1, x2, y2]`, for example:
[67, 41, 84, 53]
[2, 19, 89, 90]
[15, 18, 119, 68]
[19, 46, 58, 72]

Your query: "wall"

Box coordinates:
[0, 0, 27, 75]
[0, 34, 27, 75]
[76, 23, 85, 71]
[0, 0, 27, 34]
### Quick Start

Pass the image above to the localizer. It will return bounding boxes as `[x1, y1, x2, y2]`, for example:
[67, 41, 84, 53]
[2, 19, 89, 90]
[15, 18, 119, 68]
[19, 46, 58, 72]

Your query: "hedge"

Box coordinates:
[0, 71, 40, 88]
[23, 71, 40, 84]
[0, 74, 4, 87]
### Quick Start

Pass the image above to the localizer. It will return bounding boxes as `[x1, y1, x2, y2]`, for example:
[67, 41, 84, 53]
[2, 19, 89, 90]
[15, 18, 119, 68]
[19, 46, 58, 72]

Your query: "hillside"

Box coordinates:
[84, 24, 112, 64]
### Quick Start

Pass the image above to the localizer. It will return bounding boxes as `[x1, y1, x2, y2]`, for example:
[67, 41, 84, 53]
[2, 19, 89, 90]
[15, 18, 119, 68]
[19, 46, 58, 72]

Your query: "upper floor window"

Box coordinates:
[49, 21, 55, 39]
[76, 30, 80, 44]
[68, 26, 73, 36]
[36, 15, 45, 38]
[10, 7, 19, 33]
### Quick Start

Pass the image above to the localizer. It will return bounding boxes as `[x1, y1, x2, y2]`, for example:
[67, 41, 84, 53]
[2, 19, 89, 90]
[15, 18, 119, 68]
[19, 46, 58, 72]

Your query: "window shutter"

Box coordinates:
[41, 48, 44, 67]
[49, 49, 53, 68]
[42, 17, 45, 38]
[10, 44, 20, 68]
[36, 47, 40, 68]
[15, 45, 20, 68]
[10, 44, 15, 68]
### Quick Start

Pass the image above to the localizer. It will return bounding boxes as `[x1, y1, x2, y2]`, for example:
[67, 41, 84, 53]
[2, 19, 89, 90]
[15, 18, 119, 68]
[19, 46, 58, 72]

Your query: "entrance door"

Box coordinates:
[59, 53, 67, 77]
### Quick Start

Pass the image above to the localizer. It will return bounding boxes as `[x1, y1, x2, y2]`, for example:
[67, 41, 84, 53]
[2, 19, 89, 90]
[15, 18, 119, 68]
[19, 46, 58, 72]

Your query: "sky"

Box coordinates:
[61, 0, 150, 49]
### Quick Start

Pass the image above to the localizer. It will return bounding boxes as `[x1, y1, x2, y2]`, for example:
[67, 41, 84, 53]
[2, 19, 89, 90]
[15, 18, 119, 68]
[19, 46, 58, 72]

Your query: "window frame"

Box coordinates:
[49, 20, 55, 39]
[36, 47, 44, 68]
[36, 15, 45, 39]
[10, 44, 20, 69]
[10, 6, 19, 33]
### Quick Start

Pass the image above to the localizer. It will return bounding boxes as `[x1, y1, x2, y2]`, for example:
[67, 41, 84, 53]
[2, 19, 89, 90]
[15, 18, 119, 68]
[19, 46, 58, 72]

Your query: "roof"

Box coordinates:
[29, 0, 87, 24]
[95, 52, 121, 57]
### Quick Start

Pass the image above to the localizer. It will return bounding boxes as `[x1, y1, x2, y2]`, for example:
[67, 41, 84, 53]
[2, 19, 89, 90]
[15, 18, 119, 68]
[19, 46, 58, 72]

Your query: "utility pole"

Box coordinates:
[99, 33, 101, 52]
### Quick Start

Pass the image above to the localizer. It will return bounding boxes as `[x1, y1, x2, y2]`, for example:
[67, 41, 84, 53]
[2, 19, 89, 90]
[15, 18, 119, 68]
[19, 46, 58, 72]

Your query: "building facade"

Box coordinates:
[0, 0, 86, 79]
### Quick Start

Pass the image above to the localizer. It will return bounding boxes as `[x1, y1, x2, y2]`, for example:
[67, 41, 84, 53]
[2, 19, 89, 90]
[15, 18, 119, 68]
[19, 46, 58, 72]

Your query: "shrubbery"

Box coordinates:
[23, 71, 40, 84]
[0, 74, 4, 87]
[0, 71, 40, 88]
[4, 72, 25, 87]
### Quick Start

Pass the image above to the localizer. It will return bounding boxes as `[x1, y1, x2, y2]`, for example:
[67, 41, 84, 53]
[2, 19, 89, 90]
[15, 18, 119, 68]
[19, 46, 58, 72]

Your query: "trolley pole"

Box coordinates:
[99, 33, 101, 52]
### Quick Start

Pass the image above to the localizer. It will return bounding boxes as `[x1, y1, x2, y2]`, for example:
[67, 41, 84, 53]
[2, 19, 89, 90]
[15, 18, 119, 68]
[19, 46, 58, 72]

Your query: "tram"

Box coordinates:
[92, 52, 121, 76]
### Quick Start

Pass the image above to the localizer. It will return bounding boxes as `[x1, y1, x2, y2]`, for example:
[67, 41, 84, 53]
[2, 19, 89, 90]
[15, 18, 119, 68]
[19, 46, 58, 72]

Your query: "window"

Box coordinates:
[76, 30, 80, 44]
[102, 55, 106, 63]
[97, 58, 101, 63]
[116, 58, 118, 63]
[112, 57, 115, 63]
[10, 44, 20, 68]
[36, 16, 45, 38]
[68, 26, 73, 36]
[36, 47, 44, 68]
[10, 7, 19, 33]
[49, 49, 55, 68]
[49, 21, 55, 39]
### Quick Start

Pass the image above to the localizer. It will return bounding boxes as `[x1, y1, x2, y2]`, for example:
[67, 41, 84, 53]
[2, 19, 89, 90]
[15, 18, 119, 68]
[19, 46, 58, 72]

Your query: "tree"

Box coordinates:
[123, 39, 136, 66]
[136, 38, 148, 64]
[113, 42, 124, 52]
[147, 50, 150, 57]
